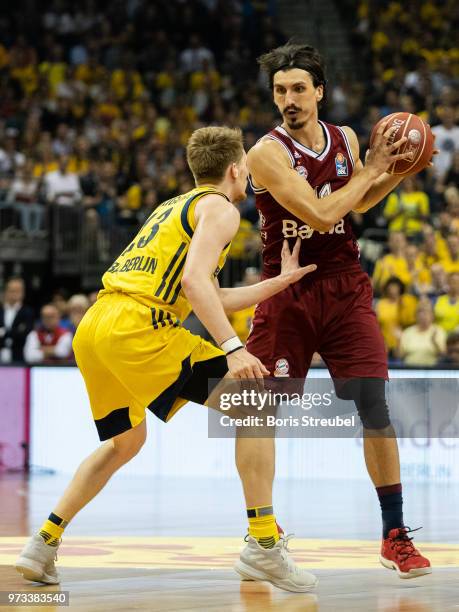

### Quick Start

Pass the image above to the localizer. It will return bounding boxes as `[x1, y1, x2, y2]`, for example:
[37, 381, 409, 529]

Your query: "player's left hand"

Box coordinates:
[280, 238, 317, 283]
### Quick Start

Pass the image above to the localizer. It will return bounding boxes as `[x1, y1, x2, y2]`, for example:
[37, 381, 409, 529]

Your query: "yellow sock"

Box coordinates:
[247, 505, 280, 549]
[38, 513, 68, 547]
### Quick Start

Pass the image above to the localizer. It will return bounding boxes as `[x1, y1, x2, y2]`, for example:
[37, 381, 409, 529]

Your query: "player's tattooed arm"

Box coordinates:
[247, 123, 409, 230]
[343, 127, 404, 214]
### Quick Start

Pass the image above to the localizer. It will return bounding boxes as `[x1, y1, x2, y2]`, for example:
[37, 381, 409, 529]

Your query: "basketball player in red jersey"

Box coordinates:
[234, 43, 432, 585]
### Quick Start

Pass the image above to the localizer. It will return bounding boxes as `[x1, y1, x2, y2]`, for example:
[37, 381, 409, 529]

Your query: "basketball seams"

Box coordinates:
[395, 113, 412, 175]
[411, 119, 427, 173]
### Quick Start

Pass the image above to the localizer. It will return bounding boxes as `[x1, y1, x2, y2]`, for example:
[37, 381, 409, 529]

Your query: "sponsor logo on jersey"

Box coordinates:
[335, 152, 348, 176]
[274, 358, 289, 377]
[282, 218, 346, 239]
[295, 165, 308, 178]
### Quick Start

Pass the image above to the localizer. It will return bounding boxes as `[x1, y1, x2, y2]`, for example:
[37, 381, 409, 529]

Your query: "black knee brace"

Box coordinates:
[334, 377, 391, 430]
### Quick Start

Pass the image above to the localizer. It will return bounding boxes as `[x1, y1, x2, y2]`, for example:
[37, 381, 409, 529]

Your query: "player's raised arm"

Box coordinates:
[248, 121, 410, 230]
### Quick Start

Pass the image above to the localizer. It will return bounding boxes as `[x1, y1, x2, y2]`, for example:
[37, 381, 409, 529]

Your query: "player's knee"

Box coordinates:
[111, 422, 146, 462]
[335, 377, 391, 430]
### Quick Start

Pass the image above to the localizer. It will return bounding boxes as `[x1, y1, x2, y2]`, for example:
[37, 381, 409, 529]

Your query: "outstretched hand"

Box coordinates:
[280, 238, 317, 284]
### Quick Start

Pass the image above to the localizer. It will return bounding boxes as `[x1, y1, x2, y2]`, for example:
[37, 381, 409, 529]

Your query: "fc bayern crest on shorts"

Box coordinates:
[335, 152, 348, 176]
[274, 358, 290, 377]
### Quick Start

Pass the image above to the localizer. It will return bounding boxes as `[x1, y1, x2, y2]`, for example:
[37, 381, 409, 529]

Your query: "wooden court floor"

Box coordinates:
[1, 474, 458, 611]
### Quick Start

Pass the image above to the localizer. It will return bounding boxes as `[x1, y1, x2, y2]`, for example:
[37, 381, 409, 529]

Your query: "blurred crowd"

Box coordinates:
[0, 0, 458, 367]
[0, 0, 281, 237]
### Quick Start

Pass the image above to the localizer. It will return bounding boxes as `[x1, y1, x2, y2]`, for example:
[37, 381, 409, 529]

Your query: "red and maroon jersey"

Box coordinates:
[251, 121, 361, 279]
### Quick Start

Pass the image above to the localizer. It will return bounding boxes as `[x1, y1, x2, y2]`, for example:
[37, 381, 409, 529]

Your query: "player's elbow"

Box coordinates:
[181, 274, 198, 297]
[289, 196, 334, 232]
[319, 202, 350, 229]
[301, 210, 334, 232]
[313, 216, 335, 232]
[181, 273, 210, 303]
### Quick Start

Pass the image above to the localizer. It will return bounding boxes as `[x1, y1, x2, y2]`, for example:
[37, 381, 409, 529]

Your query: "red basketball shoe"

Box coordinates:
[380, 527, 431, 579]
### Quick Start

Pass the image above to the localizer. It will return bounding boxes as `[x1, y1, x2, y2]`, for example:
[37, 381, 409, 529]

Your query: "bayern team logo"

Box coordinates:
[274, 358, 290, 377]
[295, 165, 308, 179]
[335, 152, 348, 176]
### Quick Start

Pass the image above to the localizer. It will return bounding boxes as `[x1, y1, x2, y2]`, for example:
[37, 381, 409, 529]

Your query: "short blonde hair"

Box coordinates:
[186, 126, 244, 183]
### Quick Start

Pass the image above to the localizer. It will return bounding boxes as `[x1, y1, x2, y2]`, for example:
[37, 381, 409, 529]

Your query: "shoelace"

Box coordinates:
[390, 526, 422, 561]
[279, 533, 295, 553]
[244, 532, 295, 550]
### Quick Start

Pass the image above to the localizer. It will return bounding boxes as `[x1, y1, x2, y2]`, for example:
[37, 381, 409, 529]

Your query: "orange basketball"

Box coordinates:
[369, 112, 434, 175]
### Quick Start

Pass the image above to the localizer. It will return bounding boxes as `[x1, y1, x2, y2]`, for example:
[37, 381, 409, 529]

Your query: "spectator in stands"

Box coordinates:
[180, 34, 215, 74]
[0, 128, 25, 176]
[434, 272, 459, 334]
[43, 154, 82, 206]
[51, 289, 70, 326]
[437, 210, 454, 242]
[399, 301, 446, 366]
[24, 303, 73, 364]
[375, 277, 417, 359]
[441, 331, 459, 365]
[6, 159, 44, 234]
[443, 151, 459, 190]
[427, 263, 449, 299]
[372, 232, 410, 295]
[419, 224, 447, 268]
[67, 294, 89, 333]
[445, 186, 459, 233]
[431, 105, 459, 180]
[0, 277, 34, 363]
[383, 176, 429, 239]
[442, 235, 459, 274]
[405, 244, 431, 295]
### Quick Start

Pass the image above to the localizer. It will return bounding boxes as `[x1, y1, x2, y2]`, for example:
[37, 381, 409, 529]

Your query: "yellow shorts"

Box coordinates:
[73, 293, 227, 441]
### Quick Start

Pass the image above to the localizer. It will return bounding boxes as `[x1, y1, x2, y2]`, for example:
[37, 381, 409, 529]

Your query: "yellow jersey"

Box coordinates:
[99, 186, 231, 323]
[372, 254, 411, 293]
[383, 190, 430, 235]
[434, 295, 459, 333]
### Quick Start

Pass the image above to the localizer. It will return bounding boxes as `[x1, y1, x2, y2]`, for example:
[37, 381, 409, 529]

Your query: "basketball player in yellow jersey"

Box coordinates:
[15, 126, 317, 590]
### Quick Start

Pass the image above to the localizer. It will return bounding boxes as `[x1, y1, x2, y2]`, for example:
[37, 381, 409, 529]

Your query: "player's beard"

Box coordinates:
[286, 118, 306, 130]
[283, 109, 306, 130]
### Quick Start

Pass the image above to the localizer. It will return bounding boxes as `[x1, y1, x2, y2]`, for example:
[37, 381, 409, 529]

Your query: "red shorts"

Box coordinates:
[246, 270, 388, 380]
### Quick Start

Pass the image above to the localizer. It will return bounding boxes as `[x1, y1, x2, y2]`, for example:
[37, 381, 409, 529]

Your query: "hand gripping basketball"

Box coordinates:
[365, 120, 413, 177]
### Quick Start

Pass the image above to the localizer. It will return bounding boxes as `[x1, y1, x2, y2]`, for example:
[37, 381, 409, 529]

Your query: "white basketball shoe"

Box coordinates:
[15, 534, 61, 584]
[234, 534, 318, 593]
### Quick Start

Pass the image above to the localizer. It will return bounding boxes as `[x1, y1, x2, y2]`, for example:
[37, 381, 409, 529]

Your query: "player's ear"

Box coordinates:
[231, 162, 239, 179]
[316, 85, 323, 102]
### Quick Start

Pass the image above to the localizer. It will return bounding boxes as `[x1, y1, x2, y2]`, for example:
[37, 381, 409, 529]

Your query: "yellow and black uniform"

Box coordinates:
[73, 186, 231, 441]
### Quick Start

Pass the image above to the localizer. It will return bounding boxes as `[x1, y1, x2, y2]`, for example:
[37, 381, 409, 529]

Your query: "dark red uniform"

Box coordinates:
[246, 121, 388, 380]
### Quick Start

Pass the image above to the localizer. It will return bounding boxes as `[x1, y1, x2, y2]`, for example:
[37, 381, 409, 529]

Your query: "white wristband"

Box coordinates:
[220, 336, 244, 354]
